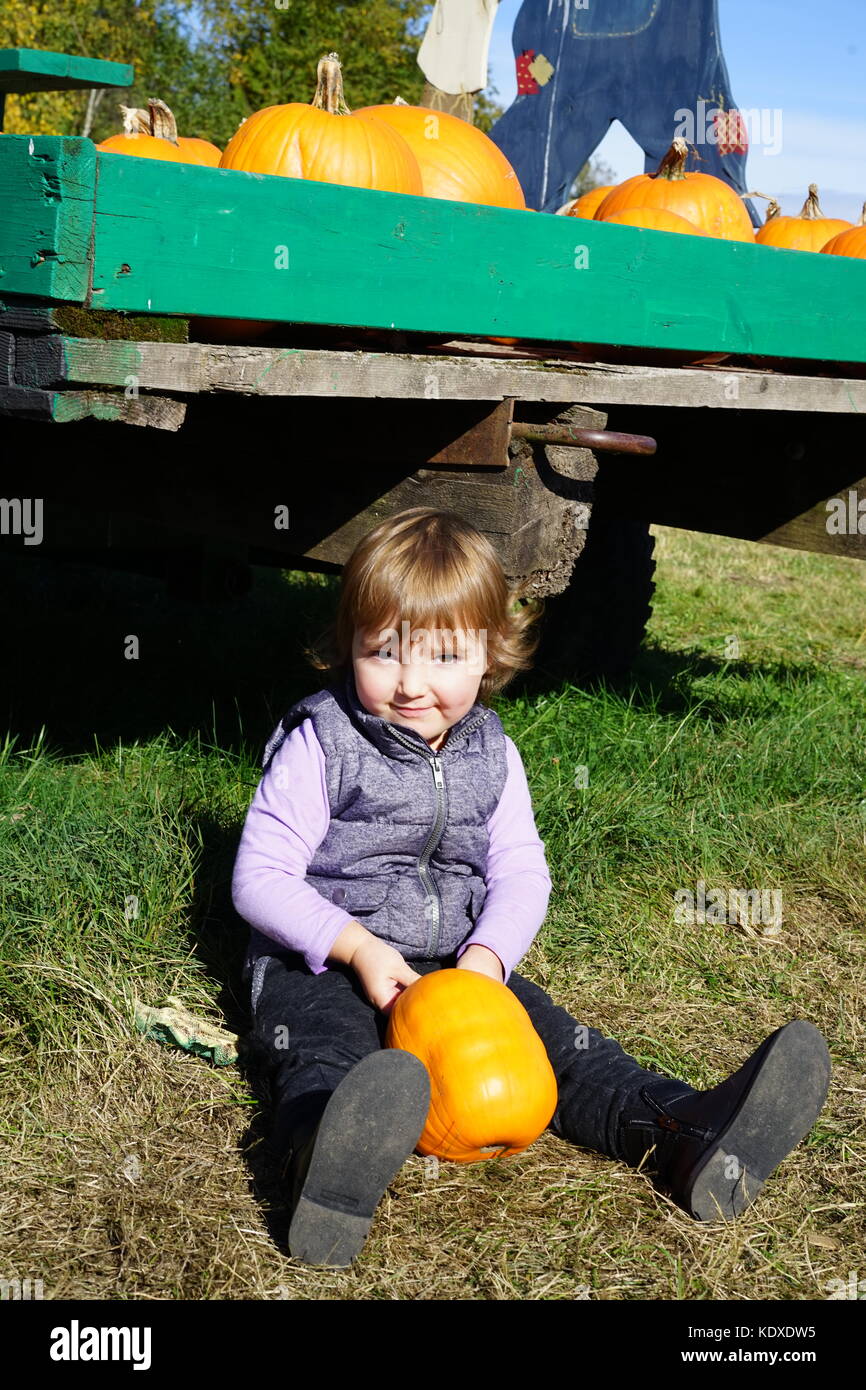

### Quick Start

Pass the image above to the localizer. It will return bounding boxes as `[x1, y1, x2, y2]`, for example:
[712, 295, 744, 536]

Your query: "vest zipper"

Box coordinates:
[385, 711, 490, 956]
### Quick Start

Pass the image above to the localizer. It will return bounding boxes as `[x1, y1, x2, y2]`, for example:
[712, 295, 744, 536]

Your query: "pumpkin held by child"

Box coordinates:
[385, 968, 558, 1162]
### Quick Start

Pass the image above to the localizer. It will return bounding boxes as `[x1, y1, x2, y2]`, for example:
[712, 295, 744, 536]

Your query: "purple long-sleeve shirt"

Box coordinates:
[232, 716, 553, 984]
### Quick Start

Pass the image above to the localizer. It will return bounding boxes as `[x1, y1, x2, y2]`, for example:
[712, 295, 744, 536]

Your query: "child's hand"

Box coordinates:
[457, 944, 505, 983]
[349, 938, 423, 1014]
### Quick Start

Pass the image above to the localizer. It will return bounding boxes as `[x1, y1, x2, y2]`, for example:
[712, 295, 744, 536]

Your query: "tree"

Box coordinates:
[0, 2, 526, 148]
[0, 2, 193, 139]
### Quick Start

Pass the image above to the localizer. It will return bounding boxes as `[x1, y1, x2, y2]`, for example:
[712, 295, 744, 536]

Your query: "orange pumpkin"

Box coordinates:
[219, 52, 422, 196]
[97, 100, 222, 166]
[600, 206, 707, 236]
[755, 185, 852, 252]
[821, 202, 866, 259]
[98, 118, 188, 163]
[594, 138, 754, 241]
[384, 969, 558, 1163]
[173, 135, 222, 167]
[351, 98, 525, 208]
[562, 184, 616, 218]
[594, 174, 648, 211]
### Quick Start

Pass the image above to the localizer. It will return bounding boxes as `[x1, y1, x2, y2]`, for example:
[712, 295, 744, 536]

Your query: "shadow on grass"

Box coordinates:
[508, 639, 821, 723]
[0, 550, 339, 758]
[184, 807, 295, 1254]
[1, 548, 826, 760]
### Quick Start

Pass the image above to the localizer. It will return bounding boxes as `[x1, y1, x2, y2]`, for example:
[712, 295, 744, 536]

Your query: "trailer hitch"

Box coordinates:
[511, 422, 657, 456]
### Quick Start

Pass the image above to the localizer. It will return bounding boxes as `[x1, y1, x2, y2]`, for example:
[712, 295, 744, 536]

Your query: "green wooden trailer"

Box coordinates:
[2, 49, 865, 675]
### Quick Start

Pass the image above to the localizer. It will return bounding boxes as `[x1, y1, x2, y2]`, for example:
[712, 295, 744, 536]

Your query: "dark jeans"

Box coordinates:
[248, 951, 697, 1170]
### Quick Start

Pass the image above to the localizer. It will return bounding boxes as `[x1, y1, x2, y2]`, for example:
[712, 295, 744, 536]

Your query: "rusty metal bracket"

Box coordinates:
[511, 422, 657, 456]
[423, 397, 514, 467]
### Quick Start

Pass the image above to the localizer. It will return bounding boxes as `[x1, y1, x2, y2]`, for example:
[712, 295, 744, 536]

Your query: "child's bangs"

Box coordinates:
[355, 570, 488, 646]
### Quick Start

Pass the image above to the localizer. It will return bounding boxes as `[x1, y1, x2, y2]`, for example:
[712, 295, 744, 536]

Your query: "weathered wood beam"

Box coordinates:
[0, 383, 185, 427]
[11, 335, 866, 412]
[758, 479, 866, 561]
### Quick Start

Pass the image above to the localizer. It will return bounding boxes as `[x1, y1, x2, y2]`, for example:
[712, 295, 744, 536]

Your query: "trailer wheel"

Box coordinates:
[533, 514, 656, 680]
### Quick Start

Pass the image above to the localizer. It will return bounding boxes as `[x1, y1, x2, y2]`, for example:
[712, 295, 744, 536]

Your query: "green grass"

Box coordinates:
[0, 527, 863, 1300]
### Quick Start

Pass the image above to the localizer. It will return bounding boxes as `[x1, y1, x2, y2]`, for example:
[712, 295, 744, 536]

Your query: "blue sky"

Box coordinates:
[486, 0, 865, 219]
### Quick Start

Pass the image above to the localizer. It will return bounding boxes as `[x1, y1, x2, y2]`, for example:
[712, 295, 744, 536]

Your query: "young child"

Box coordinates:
[232, 506, 831, 1269]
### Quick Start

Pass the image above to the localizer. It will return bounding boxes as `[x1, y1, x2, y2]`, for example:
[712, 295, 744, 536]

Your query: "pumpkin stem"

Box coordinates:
[119, 100, 180, 144]
[147, 98, 180, 145]
[119, 104, 150, 136]
[859, 200, 866, 226]
[311, 52, 352, 116]
[798, 184, 824, 220]
[393, 96, 410, 106]
[651, 136, 693, 181]
[742, 189, 781, 221]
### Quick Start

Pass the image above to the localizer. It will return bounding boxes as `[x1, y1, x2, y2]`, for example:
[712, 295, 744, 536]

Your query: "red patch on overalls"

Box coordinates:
[516, 49, 540, 95]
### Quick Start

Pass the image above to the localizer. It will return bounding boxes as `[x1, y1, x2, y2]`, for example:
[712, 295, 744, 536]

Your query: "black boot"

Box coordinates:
[616, 1020, 831, 1222]
[283, 1049, 431, 1267]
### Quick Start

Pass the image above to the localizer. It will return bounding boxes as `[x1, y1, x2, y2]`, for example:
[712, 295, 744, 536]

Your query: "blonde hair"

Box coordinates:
[304, 507, 544, 703]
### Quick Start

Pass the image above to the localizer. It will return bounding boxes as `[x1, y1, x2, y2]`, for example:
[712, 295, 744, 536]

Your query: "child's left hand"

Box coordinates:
[457, 944, 505, 983]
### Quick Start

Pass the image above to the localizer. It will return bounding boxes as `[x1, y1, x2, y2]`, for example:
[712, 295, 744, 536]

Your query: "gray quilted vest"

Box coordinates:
[244, 666, 508, 984]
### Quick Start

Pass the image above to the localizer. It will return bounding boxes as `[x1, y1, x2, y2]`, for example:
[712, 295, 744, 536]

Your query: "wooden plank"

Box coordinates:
[0, 330, 14, 384]
[13, 335, 866, 412]
[0, 136, 96, 301]
[80, 152, 866, 362]
[0, 383, 185, 428]
[759, 479, 866, 561]
[0, 383, 60, 418]
[522, 360, 866, 413]
[0, 49, 133, 94]
[50, 390, 186, 429]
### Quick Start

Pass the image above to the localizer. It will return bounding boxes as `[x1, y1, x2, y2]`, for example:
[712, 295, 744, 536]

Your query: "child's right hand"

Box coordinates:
[348, 937, 422, 1014]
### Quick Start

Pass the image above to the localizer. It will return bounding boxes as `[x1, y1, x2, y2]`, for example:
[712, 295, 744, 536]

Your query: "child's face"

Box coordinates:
[351, 620, 489, 752]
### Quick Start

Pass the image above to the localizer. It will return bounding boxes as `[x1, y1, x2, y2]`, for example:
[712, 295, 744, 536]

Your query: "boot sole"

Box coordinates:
[683, 1020, 831, 1222]
[288, 1049, 430, 1267]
